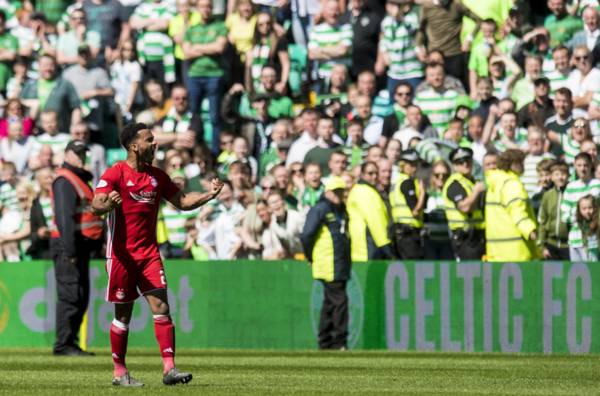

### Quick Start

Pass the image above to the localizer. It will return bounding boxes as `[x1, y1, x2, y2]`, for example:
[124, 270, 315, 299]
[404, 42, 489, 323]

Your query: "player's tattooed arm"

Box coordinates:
[92, 191, 123, 215]
[169, 178, 224, 211]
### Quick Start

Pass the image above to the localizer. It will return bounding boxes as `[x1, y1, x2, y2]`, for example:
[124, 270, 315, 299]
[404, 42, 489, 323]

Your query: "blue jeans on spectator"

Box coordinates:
[387, 76, 422, 103]
[188, 76, 223, 154]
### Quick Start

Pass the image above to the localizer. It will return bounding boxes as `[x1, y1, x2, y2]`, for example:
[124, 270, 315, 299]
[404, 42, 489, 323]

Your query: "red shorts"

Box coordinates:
[105, 256, 167, 303]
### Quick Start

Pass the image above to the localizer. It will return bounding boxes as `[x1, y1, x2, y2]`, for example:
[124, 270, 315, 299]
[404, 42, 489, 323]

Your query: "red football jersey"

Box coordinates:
[95, 161, 180, 261]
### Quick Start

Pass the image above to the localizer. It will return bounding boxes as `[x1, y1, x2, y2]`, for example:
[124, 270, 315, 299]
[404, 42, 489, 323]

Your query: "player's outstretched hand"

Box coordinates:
[108, 191, 122, 208]
[210, 178, 224, 198]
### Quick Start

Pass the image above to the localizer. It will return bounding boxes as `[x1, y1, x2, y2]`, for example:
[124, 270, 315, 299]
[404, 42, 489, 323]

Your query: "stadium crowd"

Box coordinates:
[0, 0, 599, 262]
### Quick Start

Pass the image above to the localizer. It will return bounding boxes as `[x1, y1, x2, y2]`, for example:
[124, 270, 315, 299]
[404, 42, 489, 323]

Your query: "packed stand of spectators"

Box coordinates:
[0, 0, 600, 262]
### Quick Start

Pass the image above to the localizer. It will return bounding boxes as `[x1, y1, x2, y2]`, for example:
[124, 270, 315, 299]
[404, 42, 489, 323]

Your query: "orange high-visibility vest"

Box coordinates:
[50, 167, 103, 241]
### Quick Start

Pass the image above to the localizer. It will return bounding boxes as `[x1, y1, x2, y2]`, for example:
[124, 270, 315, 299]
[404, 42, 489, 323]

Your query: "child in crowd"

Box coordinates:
[531, 158, 555, 215]
[575, 195, 599, 262]
[538, 162, 570, 260]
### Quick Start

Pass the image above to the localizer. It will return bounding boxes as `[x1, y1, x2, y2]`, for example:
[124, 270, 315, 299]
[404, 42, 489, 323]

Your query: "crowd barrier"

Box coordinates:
[0, 260, 598, 353]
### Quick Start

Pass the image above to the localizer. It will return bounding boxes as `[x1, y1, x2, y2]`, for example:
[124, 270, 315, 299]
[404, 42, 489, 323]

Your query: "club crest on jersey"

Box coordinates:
[150, 176, 158, 187]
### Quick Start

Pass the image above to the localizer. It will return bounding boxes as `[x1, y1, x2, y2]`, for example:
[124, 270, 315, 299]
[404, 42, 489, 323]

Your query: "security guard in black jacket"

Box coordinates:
[301, 177, 351, 350]
[51, 140, 103, 356]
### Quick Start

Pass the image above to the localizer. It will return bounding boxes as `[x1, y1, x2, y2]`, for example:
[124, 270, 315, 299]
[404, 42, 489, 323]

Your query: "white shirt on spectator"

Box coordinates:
[0, 136, 39, 174]
[110, 59, 142, 116]
[286, 131, 318, 167]
[585, 26, 600, 51]
[567, 67, 600, 99]
[262, 209, 305, 258]
[214, 202, 245, 259]
[362, 115, 384, 146]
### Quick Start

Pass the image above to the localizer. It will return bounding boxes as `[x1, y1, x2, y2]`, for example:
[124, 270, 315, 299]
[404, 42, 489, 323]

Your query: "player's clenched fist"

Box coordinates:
[108, 191, 123, 208]
[210, 178, 224, 197]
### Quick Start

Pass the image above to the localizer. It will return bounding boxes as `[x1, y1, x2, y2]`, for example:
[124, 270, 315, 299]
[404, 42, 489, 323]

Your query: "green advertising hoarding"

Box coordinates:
[0, 260, 598, 353]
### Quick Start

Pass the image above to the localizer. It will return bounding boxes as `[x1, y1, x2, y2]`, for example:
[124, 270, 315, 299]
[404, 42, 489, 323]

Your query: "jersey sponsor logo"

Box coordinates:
[129, 190, 157, 204]
[126, 180, 135, 187]
[96, 179, 108, 188]
[116, 290, 125, 300]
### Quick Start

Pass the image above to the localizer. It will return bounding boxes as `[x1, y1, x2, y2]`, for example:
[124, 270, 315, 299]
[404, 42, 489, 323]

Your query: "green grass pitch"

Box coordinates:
[0, 349, 599, 395]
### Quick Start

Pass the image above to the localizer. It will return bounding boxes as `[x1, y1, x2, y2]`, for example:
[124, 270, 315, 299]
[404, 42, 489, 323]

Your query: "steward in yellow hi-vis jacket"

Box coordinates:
[301, 177, 350, 349]
[485, 149, 539, 262]
[347, 162, 395, 262]
[390, 149, 425, 259]
[443, 147, 486, 261]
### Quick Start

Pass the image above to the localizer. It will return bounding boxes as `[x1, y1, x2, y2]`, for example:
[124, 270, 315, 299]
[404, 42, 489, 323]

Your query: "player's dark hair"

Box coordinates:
[121, 123, 148, 150]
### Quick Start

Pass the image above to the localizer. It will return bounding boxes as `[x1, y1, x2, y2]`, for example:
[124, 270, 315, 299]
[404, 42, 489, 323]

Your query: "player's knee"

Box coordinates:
[151, 301, 170, 316]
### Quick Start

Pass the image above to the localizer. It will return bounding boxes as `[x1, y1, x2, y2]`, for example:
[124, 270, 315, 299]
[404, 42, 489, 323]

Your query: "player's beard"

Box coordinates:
[144, 146, 155, 164]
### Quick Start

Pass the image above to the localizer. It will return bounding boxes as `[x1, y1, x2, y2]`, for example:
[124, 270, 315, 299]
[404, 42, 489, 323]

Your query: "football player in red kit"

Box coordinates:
[92, 123, 223, 387]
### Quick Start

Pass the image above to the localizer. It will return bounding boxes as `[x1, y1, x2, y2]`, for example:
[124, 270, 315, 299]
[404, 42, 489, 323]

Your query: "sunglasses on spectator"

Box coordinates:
[574, 55, 590, 61]
[453, 159, 472, 165]
[261, 185, 274, 190]
[433, 172, 448, 178]
[395, 91, 411, 97]
[291, 168, 304, 174]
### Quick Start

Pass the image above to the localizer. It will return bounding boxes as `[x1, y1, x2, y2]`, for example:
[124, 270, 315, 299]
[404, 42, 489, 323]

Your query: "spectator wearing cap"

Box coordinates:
[568, 6, 600, 65]
[545, 46, 572, 96]
[517, 76, 554, 129]
[567, 45, 600, 109]
[56, 8, 101, 66]
[50, 139, 103, 355]
[20, 54, 82, 133]
[443, 147, 485, 260]
[347, 161, 394, 261]
[544, 0, 583, 48]
[301, 176, 350, 350]
[485, 149, 539, 262]
[62, 45, 114, 133]
[376, 0, 423, 99]
[390, 149, 425, 259]
[0, 10, 17, 95]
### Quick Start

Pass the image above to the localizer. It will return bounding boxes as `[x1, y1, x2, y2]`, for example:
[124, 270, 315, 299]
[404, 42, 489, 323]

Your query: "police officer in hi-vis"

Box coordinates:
[390, 149, 426, 259]
[442, 147, 486, 260]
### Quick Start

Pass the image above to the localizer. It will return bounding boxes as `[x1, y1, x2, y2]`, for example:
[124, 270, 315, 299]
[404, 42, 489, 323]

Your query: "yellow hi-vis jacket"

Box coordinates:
[484, 169, 539, 262]
[347, 181, 391, 261]
[442, 173, 484, 231]
[390, 173, 423, 228]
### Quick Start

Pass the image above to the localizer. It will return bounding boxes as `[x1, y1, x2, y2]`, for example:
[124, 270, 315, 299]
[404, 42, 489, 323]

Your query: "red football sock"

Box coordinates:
[153, 315, 175, 373]
[110, 319, 129, 377]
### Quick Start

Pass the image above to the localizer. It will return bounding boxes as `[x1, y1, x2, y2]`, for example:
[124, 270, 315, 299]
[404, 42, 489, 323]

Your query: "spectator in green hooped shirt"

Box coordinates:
[0, 10, 18, 94]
